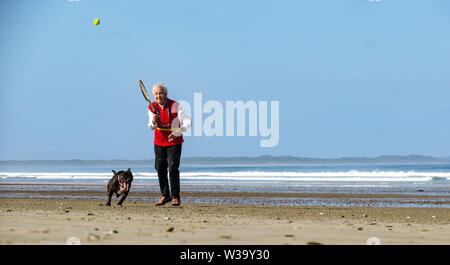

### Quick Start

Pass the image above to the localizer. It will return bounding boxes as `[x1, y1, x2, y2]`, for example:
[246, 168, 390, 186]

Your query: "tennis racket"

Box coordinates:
[139, 80, 156, 114]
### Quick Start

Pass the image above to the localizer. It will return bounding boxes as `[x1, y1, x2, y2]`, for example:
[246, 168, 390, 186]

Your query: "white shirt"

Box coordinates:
[147, 101, 191, 137]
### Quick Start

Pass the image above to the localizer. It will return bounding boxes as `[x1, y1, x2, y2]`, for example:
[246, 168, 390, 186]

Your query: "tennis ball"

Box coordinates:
[94, 19, 100, 25]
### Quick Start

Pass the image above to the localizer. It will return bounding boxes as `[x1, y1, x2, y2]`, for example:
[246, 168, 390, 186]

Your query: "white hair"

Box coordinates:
[152, 82, 168, 94]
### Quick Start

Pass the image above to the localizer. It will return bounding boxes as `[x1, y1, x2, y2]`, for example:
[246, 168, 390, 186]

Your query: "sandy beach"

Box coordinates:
[1, 190, 449, 245]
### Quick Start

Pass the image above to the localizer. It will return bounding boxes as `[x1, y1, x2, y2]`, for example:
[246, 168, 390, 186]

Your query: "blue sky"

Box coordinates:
[1, 0, 449, 160]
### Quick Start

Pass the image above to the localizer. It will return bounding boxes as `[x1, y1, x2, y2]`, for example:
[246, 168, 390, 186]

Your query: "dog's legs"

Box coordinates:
[106, 190, 114, 207]
[117, 191, 129, 206]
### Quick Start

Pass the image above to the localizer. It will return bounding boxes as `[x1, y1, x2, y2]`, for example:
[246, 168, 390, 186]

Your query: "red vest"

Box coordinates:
[149, 99, 184, 146]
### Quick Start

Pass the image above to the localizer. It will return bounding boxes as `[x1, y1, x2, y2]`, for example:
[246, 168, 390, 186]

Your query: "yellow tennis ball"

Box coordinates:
[94, 19, 100, 25]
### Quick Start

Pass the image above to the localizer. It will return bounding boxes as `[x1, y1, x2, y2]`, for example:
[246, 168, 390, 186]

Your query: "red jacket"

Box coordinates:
[149, 99, 184, 146]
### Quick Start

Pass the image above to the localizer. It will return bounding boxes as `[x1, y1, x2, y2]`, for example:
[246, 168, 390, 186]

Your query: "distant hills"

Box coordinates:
[182, 155, 450, 165]
[1, 155, 450, 166]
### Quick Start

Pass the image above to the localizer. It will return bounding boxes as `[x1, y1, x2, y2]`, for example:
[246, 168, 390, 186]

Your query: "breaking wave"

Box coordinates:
[1, 170, 450, 182]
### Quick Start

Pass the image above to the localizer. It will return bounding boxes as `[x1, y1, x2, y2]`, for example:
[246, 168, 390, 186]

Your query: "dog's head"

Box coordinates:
[112, 168, 133, 192]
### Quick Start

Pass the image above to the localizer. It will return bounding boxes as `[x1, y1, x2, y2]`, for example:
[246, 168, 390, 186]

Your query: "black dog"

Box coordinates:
[106, 168, 133, 207]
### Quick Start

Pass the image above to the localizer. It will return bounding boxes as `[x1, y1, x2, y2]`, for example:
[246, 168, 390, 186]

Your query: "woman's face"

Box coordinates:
[153, 87, 167, 105]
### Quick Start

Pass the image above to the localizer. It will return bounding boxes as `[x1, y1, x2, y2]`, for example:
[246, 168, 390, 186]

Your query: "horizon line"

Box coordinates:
[1, 154, 450, 162]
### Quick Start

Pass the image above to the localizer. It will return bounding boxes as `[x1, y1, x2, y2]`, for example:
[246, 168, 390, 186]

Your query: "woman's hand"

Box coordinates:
[168, 133, 177, 142]
[168, 127, 186, 142]
[152, 114, 159, 125]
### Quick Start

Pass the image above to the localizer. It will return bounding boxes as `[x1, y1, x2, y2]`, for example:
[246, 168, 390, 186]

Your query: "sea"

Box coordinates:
[1, 160, 450, 208]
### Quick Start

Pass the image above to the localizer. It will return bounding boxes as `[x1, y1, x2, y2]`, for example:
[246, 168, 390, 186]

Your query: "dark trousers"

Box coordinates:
[154, 144, 182, 199]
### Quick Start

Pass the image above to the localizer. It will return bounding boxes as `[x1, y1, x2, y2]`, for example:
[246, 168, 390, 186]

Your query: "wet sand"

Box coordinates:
[1, 190, 449, 245]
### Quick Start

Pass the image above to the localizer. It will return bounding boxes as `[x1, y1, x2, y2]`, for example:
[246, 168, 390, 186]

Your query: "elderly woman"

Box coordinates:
[148, 83, 191, 206]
